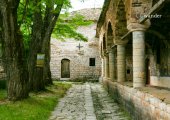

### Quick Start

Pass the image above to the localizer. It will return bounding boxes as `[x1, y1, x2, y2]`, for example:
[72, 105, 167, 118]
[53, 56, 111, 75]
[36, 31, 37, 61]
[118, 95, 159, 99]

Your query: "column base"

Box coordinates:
[99, 76, 103, 83]
[103, 77, 110, 81]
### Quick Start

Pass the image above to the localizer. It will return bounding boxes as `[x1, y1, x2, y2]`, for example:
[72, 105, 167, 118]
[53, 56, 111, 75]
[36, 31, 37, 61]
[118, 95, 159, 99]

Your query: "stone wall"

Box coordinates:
[50, 23, 101, 81]
[146, 47, 170, 88]
[150, 76, 170, 89]
[103, 79, 170, 120]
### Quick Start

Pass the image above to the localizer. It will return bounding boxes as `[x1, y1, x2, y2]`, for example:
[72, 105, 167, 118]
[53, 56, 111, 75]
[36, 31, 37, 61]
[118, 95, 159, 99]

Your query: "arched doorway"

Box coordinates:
[107, 22, 113, 48]
[145, 58, 150, 85]
[106, 22, 114, 79]
[61, 59, 70, 78]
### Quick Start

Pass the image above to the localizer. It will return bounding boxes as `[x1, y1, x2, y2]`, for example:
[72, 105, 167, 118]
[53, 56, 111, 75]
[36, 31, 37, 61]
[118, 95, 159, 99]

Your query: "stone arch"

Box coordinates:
[61, 58, 70, 78]
[106, 22, 114, 48]
[114, 0, 128, 44]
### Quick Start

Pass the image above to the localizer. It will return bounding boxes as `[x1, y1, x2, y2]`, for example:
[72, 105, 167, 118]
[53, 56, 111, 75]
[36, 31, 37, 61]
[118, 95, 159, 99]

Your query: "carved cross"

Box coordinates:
[76, 43, 83, 50]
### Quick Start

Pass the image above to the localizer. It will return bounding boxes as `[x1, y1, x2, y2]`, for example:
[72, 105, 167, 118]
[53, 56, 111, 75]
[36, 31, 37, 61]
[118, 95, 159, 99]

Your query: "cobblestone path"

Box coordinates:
[49, 83, 131, 120]
[91, 83, 131, 120]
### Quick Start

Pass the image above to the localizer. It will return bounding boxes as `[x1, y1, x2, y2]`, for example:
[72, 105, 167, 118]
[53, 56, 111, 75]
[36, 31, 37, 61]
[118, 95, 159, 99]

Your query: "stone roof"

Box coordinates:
[69, 8, 102, 21]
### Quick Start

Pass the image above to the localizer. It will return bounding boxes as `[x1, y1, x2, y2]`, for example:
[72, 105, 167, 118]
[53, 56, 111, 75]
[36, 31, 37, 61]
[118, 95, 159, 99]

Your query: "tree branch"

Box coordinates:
[18, 0, 29, 28]
[42, 1, 64, 51]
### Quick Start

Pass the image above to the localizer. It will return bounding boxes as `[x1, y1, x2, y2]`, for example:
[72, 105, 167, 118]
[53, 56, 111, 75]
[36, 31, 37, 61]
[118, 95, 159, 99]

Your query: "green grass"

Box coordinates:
[0, 82, 72, 120]
[0, 89, 6, 100]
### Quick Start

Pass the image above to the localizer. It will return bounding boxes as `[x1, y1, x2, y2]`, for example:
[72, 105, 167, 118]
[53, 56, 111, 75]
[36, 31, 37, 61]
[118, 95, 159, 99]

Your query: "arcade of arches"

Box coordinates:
[96, 0, 170, 119]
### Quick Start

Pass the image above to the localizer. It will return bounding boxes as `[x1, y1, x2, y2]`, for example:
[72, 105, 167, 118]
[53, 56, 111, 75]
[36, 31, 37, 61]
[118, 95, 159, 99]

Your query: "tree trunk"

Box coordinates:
[41, 1, 64, 85]
[0, 12, 2, 43]
[28, 0, 45, 91]
[41, 2, 54, 85]
[0, 0, 29, 100]
[43, 39, 52, 85]
[28, 0, 64, 91]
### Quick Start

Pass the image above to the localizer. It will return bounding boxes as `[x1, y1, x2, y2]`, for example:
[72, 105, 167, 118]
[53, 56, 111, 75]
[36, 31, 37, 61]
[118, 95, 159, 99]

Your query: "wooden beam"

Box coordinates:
[139, 0, 166, 23]
[121, 31, 131, 40]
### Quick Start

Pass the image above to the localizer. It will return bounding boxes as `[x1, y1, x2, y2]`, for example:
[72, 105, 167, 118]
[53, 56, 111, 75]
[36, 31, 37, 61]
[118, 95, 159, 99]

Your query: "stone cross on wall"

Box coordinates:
[76, 43, 83, 50]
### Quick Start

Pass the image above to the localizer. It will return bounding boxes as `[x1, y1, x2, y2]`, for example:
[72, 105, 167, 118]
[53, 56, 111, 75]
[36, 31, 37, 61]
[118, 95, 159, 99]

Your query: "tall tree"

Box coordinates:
[0, 0, 29, 100]
[28, 0, 65, 91]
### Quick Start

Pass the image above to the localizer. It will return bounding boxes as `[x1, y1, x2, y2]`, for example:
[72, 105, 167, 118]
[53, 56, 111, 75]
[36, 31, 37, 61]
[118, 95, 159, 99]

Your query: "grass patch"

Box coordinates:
[0, 89, 6, 100]
[0, 81, 72, 120]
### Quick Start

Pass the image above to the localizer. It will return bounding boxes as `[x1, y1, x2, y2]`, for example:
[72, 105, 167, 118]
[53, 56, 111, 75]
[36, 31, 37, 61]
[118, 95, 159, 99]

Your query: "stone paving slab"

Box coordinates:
[49, 82, 131, 120]
[91, 83, 132, 120]
[49, 83, 96, 120]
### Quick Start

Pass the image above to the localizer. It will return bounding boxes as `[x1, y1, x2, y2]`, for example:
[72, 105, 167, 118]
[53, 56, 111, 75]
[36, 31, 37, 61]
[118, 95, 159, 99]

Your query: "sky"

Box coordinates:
[69, 0, 104, 12]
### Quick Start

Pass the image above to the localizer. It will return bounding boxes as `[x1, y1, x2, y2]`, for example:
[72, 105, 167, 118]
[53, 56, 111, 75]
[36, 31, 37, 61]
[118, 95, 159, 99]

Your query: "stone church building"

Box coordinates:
[50, 8, 101, 81]
[96, 0, 170, 120]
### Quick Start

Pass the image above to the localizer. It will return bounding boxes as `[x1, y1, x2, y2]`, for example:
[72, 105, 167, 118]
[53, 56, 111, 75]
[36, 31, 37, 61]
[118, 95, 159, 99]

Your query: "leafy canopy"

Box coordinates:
[17, 0, 92, 47]
[52, 13, 93, 41]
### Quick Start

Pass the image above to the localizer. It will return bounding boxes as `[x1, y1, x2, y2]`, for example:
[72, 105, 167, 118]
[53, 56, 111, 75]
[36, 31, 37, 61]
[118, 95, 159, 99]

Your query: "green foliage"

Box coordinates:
[52, 13, 93, 41]
[17, 0, 72, 50]
[17, 0, 91, 51]
[52, 22, 88, 41]
[0, 82, 72, 120]
[17, 0, 90, 46]
[68, 14, 93, 27]
[17, 0, 34, 53]
[62, 0, 72, 11]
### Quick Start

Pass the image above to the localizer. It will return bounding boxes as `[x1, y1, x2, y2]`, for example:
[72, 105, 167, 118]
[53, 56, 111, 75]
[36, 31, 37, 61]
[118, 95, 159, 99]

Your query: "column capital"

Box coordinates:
[127, 20, 151, 32]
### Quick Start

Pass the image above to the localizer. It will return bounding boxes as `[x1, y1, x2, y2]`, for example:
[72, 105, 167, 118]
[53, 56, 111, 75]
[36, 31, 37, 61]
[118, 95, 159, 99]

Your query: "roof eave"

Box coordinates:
[96, 0, 111, 38]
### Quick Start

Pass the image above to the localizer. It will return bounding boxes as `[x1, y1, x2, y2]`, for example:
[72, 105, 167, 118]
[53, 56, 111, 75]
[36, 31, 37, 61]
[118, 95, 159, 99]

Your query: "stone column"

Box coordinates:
[127, 22, 150, 87]
[133, 31, 145, 87]
[104, 56, 109, 78]
[109, 49, 115, 81]
[117, 45, 126, 82]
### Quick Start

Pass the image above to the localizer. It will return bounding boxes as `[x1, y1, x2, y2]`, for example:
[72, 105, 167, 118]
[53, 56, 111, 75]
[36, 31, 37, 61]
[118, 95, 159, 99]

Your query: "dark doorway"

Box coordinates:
[61, 59, 70, 78]
[145, 58, 150, 84]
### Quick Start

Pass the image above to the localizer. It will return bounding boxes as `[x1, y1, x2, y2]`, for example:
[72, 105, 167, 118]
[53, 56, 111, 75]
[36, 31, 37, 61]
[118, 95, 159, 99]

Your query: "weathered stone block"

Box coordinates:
[166, 104, 170, 114]
[159, 102, 167, 111]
